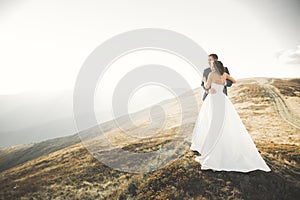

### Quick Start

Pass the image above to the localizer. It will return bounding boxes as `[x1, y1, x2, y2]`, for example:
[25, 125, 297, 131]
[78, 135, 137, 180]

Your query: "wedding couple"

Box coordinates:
[190, 54, 271, 173]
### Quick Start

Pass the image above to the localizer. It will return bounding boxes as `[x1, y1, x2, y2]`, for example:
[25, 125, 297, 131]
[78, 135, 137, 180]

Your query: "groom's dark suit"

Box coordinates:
[201, 67, 232, 101]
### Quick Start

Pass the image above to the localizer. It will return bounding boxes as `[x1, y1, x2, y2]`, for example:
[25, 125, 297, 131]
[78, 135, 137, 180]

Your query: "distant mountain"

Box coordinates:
[0, 85, 195, 171]
[0, 90, 77, 147]
[0, 86, 191, 147]
[0, 90, 74, 131]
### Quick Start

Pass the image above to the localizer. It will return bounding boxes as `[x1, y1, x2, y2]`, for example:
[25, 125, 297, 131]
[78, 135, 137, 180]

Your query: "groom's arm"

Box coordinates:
[201, 68, 210, 93]
[224, 67, 233, 87]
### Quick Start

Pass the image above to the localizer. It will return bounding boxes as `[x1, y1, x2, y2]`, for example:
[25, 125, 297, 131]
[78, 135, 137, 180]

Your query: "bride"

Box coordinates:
[190, 61, 271, 172]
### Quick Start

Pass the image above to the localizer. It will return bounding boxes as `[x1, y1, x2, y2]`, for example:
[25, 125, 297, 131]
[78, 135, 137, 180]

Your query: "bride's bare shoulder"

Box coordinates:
[210, 71, 218, 76]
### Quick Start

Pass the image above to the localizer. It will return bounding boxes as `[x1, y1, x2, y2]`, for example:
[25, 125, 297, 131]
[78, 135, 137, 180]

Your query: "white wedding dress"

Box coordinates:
[190, 82, 271, 172]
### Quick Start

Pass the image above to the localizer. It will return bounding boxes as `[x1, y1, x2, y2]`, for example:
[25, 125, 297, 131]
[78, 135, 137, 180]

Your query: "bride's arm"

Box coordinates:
[224, 73, 236, 83]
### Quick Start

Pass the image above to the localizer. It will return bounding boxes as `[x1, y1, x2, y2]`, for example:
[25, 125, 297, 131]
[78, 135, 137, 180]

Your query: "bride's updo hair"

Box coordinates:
[213, 61, 225, 75]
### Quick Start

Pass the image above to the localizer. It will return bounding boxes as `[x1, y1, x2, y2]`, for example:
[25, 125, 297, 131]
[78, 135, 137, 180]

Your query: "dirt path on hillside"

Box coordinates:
[257, 78, 300, 129]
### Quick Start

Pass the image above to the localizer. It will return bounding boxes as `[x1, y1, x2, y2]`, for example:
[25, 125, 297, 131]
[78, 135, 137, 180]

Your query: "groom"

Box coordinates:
[201, 54, 232, 101]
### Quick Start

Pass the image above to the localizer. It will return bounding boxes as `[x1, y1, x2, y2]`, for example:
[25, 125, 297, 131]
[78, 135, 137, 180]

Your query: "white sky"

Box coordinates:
[0, 0, 299, 95]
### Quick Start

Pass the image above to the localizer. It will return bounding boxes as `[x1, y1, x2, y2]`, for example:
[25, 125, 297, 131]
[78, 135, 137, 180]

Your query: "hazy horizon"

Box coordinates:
[2, 76, 299, 96]
[0, 76, 299, 148]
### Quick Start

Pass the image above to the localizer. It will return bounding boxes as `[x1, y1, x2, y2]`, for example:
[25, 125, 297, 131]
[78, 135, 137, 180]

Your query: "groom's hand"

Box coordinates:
[201, 81, 209, 93]
[209, 88, 217, 94]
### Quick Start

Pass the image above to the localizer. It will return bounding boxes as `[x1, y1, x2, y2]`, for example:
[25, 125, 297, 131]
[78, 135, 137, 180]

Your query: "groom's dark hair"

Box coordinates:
[209, 54, 218, 60]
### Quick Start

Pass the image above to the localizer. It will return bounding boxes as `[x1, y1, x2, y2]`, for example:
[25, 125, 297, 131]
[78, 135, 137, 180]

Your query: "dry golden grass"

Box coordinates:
[0, 78, 299, 199]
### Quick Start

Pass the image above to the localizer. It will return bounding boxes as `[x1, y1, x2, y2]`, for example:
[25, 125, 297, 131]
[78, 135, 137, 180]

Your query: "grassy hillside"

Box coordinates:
[0, 78, 299, 199]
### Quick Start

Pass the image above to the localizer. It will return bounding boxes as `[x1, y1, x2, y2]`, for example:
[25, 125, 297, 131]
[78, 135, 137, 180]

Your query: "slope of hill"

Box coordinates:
[0, 134, 80, 172]
[0, 78, 299, 199]
[0, 118, 121, 173]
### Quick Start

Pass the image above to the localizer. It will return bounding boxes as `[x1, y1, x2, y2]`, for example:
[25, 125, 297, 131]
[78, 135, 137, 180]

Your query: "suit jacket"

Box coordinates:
[202, 66, 232, 101]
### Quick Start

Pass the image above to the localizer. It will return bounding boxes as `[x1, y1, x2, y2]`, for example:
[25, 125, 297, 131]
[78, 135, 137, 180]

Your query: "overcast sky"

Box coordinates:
[0, 0, 299, 95]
